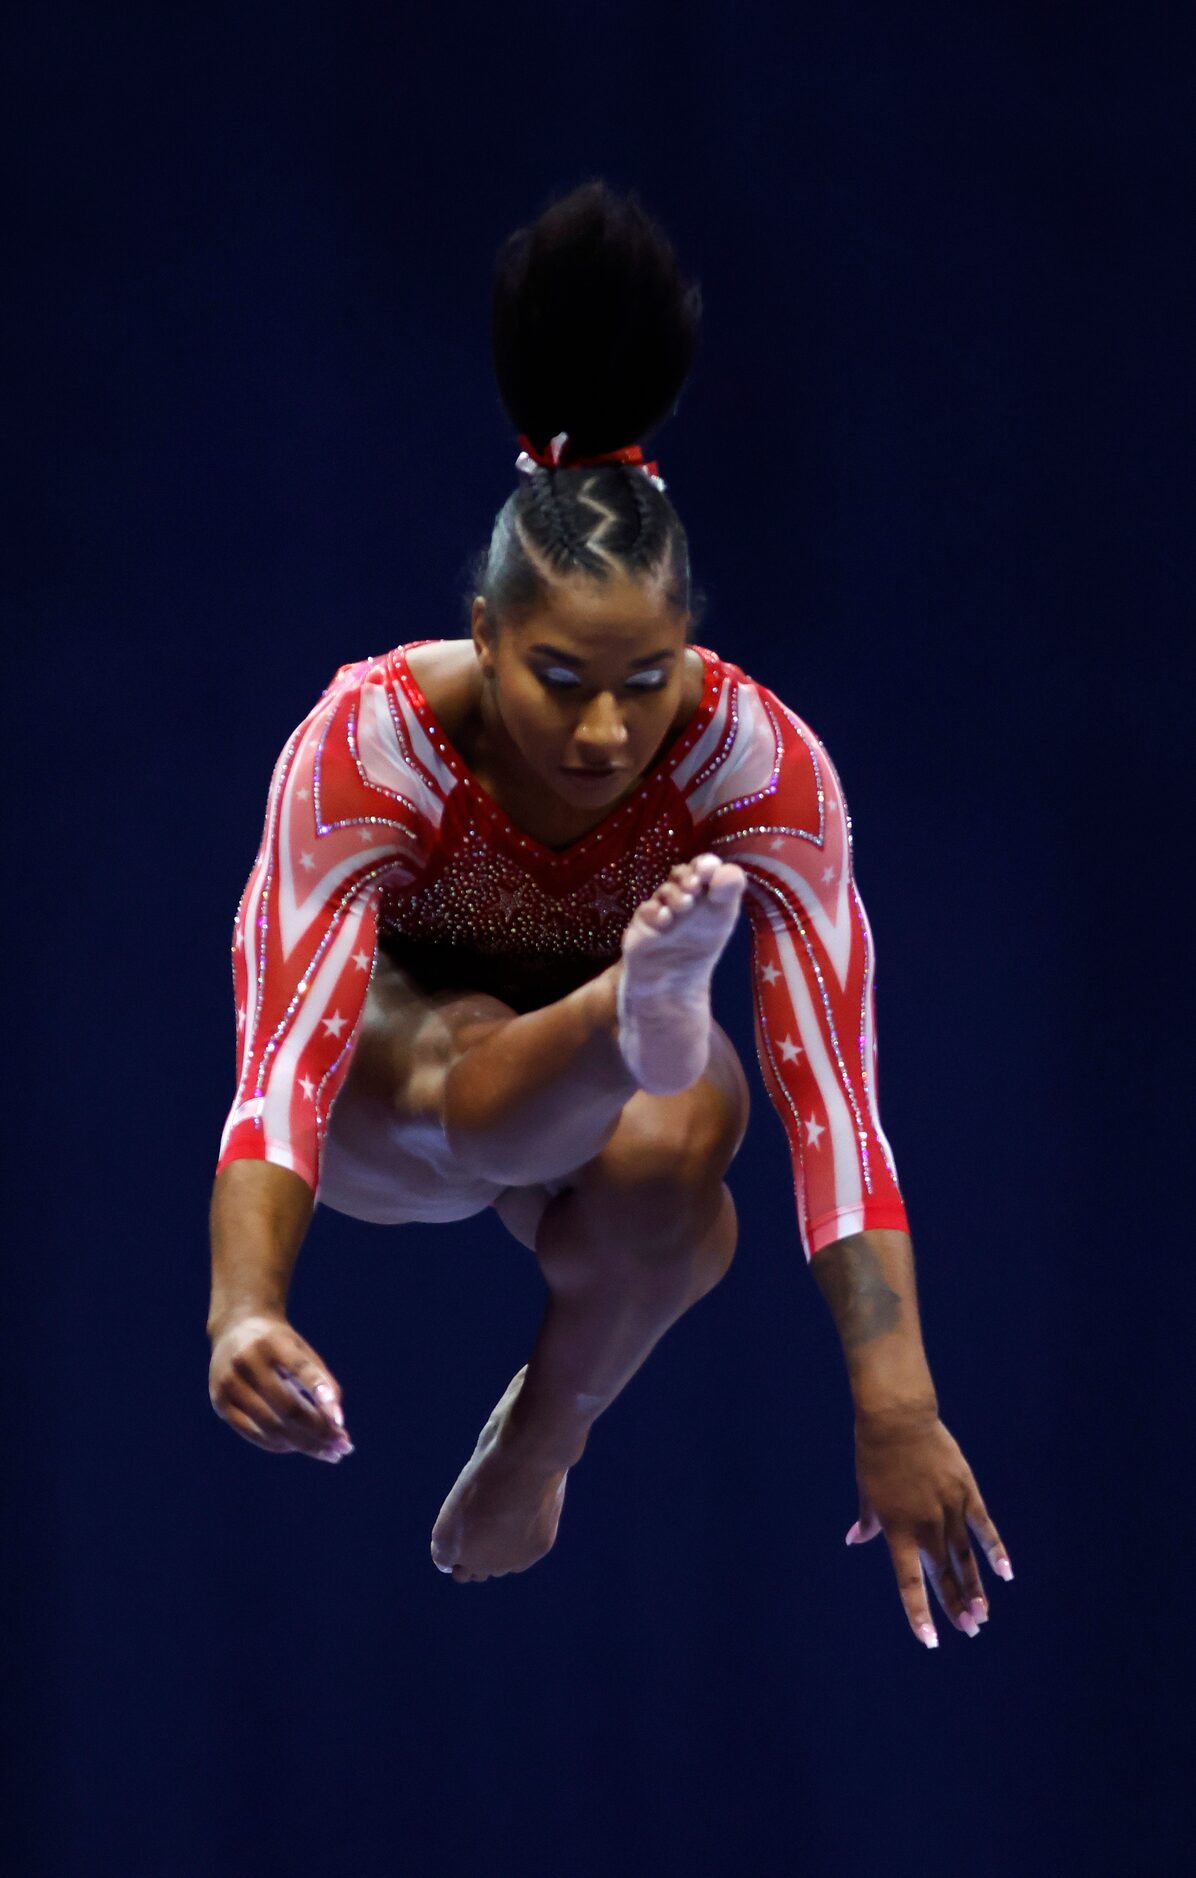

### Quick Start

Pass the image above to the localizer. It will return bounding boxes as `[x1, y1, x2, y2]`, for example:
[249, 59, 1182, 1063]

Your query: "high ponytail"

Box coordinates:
[464, 179, 706, 632]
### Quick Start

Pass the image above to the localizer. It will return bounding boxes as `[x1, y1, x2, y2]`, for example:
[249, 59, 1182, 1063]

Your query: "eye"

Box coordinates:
[537, 668, 668, 692]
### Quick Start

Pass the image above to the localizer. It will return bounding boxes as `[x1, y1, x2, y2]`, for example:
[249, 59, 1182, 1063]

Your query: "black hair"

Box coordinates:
[462, 178, 707, 634]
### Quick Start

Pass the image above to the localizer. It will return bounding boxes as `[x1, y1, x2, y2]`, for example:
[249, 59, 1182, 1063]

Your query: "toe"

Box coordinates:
[659, 881, 694, 912]
[709, 862, 745, 895]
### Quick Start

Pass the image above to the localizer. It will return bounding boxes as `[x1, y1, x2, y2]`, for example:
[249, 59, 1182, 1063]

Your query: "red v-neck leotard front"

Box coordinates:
[216, 640, 910, 1259]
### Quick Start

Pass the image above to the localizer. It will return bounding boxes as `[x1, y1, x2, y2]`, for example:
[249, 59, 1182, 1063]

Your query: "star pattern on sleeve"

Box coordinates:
[682, 665, 909, 1261]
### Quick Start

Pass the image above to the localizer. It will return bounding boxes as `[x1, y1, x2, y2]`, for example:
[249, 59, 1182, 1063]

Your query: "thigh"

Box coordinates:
[492, 1017, 751, 1251]
[320, 951, 516, 1226]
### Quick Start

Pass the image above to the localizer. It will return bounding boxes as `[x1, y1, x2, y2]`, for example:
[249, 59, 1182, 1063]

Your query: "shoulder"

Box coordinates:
[400, 638, 481, 749]
[704, 647, 819, 749]
[681, 649, 829, 821]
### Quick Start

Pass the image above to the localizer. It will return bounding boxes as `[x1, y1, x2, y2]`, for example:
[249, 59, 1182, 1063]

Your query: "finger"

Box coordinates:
[845, 1516, 881, 1543]
[242, 1346, 348, 1456]
[228, 1356, 340, 1459]
[920, 1529, 980, 1636]
[946, 1505, 989, 1622]
[966, 1497, 1014, 1582]
[215, 1394, 296, 1456]
[274, 1355, 349, 1442]
[264, 1370, 350, 1456]
[229, 1351, 327, 1452]
[220, 1384, 347, 1462]
[889, 1538, 940, 1648]
[852, 1493, 883, 1543]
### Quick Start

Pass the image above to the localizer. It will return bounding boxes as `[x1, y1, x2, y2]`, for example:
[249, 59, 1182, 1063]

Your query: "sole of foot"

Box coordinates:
[430, 1366, 570, 1583]
[616, 853, 747, 1095]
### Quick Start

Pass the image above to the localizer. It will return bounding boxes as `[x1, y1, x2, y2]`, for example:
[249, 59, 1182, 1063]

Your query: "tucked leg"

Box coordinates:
[431, 1023, 749, 1582]
[506, 1020, 750, 1466]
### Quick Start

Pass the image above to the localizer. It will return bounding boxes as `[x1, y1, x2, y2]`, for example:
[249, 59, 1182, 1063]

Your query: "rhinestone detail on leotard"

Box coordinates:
[375, 641, 724, 965]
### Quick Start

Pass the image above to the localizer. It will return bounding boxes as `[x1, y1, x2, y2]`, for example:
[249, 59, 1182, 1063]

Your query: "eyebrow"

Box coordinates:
[529, 643, 677, 668]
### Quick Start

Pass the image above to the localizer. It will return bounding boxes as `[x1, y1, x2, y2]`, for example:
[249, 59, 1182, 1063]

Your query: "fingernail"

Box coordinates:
[970, 1598, 989, 1623]
[995, 1556, 1014, 1581]
[919, 1624, 938, 1648]
[960, 1612, 981, 1637]
[317, 1449, 342, 1464]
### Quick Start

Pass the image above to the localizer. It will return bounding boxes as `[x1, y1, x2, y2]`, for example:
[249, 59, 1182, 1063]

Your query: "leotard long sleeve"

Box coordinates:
[217, 641, 910, 1258]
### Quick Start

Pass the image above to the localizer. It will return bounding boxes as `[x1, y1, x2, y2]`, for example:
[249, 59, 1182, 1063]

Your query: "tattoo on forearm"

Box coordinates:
[812, 1239, 902, 1349]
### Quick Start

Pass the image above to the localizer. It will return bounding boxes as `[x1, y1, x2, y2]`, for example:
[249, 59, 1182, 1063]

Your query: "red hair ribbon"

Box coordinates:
[515, 430, 665, 489]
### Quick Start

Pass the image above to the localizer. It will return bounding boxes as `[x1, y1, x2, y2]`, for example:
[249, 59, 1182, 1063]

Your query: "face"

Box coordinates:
[471, 570, 690, 811]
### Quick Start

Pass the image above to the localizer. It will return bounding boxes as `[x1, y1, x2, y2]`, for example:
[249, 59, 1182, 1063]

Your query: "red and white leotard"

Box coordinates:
[216, 641, 910, 1259]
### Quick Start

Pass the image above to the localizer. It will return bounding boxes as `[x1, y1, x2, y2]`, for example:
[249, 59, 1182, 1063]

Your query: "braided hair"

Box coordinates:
[464, 179, 707, 631]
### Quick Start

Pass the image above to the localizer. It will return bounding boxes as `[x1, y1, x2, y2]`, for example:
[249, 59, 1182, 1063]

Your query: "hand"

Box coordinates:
[208, 1310, 353, 1463]
[847, 1404, 1012, 1647]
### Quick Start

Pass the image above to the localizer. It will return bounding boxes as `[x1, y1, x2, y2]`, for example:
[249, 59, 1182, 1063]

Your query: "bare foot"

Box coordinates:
[430, 1366, 570, 1583]
[616, 853, 747, 1094]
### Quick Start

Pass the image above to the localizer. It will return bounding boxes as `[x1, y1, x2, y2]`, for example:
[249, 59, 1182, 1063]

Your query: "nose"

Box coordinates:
[572, 692, 630, 764]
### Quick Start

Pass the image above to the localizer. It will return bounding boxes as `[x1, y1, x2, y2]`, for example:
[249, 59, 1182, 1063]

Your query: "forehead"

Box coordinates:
[513, 572, 684, 656]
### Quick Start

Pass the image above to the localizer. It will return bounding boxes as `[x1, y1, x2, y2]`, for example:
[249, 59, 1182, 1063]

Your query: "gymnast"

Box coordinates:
[207, 179, 1012, 1644]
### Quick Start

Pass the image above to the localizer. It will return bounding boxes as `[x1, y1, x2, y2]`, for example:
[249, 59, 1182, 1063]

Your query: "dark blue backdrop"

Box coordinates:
[11, 3, 1189, 1873]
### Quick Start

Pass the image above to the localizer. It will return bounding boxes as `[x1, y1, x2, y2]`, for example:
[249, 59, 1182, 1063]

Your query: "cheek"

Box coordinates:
[506, 681, 559, 751]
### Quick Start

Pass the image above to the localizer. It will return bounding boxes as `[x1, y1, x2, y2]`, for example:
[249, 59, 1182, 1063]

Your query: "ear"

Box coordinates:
[470, 595, 491, 661]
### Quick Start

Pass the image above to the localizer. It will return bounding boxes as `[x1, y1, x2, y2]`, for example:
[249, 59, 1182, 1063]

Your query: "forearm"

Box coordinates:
[809, 1227, 938, 1420]
[207, 1159, 316, 1341]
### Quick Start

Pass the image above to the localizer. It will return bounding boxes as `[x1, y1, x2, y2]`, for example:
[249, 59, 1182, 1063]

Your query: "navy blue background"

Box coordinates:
[11, 3, 1188, 1873]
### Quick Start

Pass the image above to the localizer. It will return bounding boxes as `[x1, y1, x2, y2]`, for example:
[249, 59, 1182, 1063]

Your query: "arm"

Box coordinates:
[206, 1157, 353, 1461]
[809, 1226, 937, 1419]
[696, 683, 910, 1259]
[689, 683, 1014, 1640]
[209, 660, 432, 1460]
[207, 1158, 314, 1343]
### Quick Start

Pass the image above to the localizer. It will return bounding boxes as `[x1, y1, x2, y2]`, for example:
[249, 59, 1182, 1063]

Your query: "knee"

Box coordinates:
[577, 1111, 737, 1261]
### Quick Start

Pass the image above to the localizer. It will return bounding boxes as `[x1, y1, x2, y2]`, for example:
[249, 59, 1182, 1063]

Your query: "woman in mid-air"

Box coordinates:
[207, 179, 1012, 1644]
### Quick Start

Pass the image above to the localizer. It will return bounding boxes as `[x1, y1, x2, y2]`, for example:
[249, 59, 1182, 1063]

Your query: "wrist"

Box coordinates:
[853, 1390, 939, 1434]
[848, 1341, 937, 1415]
[850, 1348, 938, 1426]
[207, 1298, 288, 1345]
